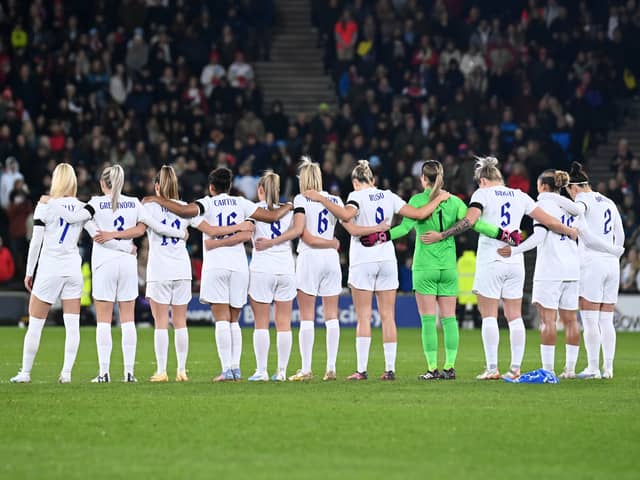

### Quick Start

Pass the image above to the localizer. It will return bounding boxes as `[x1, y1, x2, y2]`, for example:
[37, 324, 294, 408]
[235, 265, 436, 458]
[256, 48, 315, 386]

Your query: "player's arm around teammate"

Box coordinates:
[11, 164, 86, 383]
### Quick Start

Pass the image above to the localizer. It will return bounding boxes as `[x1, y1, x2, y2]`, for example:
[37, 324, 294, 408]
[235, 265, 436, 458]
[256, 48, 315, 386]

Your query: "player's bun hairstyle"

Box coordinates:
[569, 161, 589, 185]
[351, 159, 374, 185]
[421, 160, 444, 202]
[258, 170, 280, 210]
[473, 156, 503, 183]
[208, 167, 232, 194]
[101, 164, 125, 212]
[539, 169, 570, 192]
[155, 165, 179, 200]
[50, 163, 77, 198]
[298, 156, 322, 192]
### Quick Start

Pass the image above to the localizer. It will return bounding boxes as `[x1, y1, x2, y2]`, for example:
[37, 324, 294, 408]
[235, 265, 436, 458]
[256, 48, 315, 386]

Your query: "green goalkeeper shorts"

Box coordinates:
[412, 268, 459, 297]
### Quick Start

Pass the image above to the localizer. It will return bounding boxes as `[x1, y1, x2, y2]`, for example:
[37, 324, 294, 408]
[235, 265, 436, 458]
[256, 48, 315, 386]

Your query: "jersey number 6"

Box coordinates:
[317, 208, 329, 234]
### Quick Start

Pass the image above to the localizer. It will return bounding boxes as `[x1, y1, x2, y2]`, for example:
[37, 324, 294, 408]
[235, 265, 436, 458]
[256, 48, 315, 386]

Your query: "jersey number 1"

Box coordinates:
[160, 218, 182, 246]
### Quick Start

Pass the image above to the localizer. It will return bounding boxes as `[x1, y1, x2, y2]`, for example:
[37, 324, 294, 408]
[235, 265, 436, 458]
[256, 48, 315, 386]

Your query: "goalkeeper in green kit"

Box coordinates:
[359, 160, 521, 380]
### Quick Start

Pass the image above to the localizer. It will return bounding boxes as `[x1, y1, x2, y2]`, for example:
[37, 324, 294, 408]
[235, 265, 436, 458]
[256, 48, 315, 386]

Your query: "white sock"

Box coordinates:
[61, 313, 80, 376]
[121, 322, 137, 375]
[541, 344, 555, 372]
[154, 329, 169, 374]
[215, 321, 232, 371]
[508, 318, 525, 370]
[383, 342, 397, 372]
[96, 322, 112, 375]
[174, 328, 188, 373]
[277, 330, 292, 372]
[565, 344, 579, 372]
[325, 319, 340, 372]
[599, 311, 616, 371]
[356, 336, 371, 373]
[481, 317, 499, 370]
[20, 317, 46, 374]
[581, 310, 600, 371]
[299, 320, 314, 373]
[230, 322, 242, 370]
[253, 329, 270, 374]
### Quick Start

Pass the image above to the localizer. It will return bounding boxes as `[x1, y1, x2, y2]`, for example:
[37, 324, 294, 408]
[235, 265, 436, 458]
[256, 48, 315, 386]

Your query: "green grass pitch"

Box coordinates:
[1, 326, 638, 479]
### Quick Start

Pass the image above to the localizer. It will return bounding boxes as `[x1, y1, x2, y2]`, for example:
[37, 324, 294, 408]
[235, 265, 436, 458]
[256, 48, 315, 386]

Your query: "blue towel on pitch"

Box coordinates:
[503, 368, 559, 384]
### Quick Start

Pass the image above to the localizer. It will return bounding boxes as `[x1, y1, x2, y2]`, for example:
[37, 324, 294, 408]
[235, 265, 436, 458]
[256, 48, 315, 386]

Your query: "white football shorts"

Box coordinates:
[200, 268, 249, 308]
[249, 271, 296, 303]
[296, 250, 342, 297]
[532, 280, 579, 310]
[473, 261, 525, 300]
[348, 260, 398, 292]
[32, 272, 83, 304]
[146, 279, 192, 305]
[579, 257, 620, 304]
[92, 255, 138, 302]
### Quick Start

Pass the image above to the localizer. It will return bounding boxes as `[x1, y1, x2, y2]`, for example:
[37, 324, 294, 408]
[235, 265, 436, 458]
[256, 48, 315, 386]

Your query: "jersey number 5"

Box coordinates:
[500, 202, 511, 228]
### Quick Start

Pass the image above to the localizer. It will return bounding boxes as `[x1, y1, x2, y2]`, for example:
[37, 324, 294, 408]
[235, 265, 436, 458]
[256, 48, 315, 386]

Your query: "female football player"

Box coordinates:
[145, 167, 292, 382]
[360, 160, 518, 380]
[566, 162, 625, 379]
[420, 157, 577, 380]
[303, 159, 450, 380]
[46, 164, 184, 383]
[245, 171, 298, 382]
[497, 169, 624, 378]
[11, 164, 133, 383]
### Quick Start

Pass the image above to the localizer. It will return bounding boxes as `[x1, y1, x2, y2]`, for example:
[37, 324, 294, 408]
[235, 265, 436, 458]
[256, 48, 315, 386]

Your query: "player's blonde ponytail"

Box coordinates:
[50, 163, 77, 198]
[422, 160, 444, 202]
[258, 170, 280, 210]
[473, 156, 503, 183]
[554, 170, 570, 189]
[298, 157, 323, 192]
[351, 159, 374, 185]
[157, 165, 179, 200]
[102, 164, 125, 211]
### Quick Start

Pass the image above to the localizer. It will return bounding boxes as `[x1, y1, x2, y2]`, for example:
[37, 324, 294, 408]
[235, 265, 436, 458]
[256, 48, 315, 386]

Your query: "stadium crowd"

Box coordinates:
[0, 0, 639, 295]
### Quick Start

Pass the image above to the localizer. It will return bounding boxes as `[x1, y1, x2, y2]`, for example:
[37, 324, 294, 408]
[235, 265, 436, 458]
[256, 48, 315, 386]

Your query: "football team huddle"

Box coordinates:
[9, 155, 624, 384]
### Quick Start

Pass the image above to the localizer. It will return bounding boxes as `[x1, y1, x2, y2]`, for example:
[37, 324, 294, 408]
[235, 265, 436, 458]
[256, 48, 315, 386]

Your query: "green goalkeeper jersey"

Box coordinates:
[390, 190, 499, 270]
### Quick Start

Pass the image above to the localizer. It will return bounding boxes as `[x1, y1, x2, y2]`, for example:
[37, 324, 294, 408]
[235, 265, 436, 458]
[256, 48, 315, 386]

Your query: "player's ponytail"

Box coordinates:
[421, 160, 444, 202]
[156, 165, 179, 200]
[351, 159, 374, 185]
[102, 164, 125, 211]
[554, 170, 570, 189]
[473, 156, 503, 184]
[258, 170, 280, 210]
[298, 156, 323, 192]
[50, 163, 77, 198]
[539, 169, 570, 192]
[568, 161, 589, 185]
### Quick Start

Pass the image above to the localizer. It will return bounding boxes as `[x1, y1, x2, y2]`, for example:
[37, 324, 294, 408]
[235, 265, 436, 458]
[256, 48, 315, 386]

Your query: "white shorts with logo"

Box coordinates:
[296, 250, 342, 297]
[579, 257, 620, 304]
[147, 279, 192, 305]
[92, 256, 138, 302]
[200, 268, 249, 308]
[249, 271, 296, 303]
[473, 261, 525, 300]
[348, 260, 398, 291]
[33, 273, 83, 304]
[532, 280, 579, 310]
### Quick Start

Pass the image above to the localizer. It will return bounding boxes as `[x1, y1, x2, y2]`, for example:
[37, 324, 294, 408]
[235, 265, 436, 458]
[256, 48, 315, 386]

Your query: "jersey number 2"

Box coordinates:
[603, 208, 612, 234]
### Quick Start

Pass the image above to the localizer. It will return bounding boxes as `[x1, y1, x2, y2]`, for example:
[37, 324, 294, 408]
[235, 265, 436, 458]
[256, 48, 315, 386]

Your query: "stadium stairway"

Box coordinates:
[254, 0, 337, 116]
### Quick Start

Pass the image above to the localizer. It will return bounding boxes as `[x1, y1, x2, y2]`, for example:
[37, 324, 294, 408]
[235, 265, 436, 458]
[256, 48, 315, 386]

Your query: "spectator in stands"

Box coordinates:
[0, 235, 14, 283]
[334, 9, 358, 63]
[228, 51, 254, 89]
[200, 51, 226, 98]
[621, 247, 639, 292]
[0, 157, 23, 210]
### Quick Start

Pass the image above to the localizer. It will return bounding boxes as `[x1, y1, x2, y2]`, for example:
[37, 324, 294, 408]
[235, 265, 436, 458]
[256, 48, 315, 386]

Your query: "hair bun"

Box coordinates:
[356, 159, 370, 167]
[570, 161, 583, 176]
[474, 155, 499, 169]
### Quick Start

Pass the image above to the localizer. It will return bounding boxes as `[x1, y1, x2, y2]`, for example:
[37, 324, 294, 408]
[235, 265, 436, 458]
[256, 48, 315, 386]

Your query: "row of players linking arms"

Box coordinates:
[9, 156, 624, 385]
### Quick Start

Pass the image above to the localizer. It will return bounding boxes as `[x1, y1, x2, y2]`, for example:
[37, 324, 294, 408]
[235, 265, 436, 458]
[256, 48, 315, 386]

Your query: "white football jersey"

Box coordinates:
[532, 192, 579, 281]
[87, 194, 144, 269]
[470, 186, 536, 265]
[346, 187, 406, 266]
[32, 198, 85, 276]
[250, 201, 295, 274]
[575, 191, 624, 260]
[144, 201, 201, 282]
[293, 192, 343, 254]
[195, 193, 257, 272]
